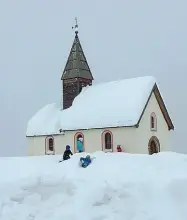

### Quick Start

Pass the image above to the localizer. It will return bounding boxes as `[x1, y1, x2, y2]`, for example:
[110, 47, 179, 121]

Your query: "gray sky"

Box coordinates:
[0, 0, 186, 156]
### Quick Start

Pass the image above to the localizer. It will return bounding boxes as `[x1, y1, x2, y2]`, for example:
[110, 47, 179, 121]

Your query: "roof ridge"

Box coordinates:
[91, 75, 156, 88]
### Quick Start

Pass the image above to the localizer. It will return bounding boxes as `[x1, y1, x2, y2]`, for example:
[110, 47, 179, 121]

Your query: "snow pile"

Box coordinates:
[0, 152, 187, 220]
[26, 76, 156, 136]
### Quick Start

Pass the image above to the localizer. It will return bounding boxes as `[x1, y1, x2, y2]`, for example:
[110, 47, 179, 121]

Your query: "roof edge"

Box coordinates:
[26, 124, 137, 137]
[153, 84, 174, 130]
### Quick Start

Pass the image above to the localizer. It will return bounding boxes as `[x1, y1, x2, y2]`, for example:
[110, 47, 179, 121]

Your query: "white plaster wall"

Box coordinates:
[27, 136, 45, 156]
[27, 127, 137, 156]
[27, 92, 172, 156]
[27, 137, 34, 156]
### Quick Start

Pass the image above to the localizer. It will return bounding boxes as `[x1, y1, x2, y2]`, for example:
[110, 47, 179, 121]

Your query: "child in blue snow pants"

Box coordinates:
[80, 155, 92, 168]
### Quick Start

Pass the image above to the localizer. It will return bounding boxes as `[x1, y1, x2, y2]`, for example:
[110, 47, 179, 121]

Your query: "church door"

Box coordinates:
[148, 136, 160, 155]
[150, 141, 157, 154]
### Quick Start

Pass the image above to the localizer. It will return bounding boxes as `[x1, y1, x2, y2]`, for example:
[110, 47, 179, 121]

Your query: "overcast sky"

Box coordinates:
[0, 0, 186, 156]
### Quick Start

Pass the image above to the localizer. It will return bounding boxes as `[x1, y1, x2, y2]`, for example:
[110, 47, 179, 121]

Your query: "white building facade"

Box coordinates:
[26, 29, 174, 156]
[27, 90, 173, 156]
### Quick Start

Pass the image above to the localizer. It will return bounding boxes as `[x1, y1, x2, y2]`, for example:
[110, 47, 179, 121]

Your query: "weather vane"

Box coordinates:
[72, 17, 78, 35]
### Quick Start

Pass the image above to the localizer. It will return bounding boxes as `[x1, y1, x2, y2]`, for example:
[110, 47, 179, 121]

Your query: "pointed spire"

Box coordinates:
[61, 18, 93, 80]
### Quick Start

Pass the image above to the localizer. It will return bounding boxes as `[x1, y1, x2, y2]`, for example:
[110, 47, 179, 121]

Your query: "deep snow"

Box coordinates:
[0, 151, 187, 220]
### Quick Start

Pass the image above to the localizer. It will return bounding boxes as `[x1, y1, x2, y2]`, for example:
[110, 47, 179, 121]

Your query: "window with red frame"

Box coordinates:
[150, 113, 157, 131]
[48, 138, 54, 151]
[105, 132, 112, 150]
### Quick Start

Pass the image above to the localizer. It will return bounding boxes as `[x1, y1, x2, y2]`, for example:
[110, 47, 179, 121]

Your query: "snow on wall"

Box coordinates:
[26, 76, 156, 136]
[0, 152, 187, 220]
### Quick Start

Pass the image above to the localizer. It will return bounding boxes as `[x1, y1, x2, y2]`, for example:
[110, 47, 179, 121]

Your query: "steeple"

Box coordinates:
[61, 19, 93, 80]
[62, 18, 94, 110]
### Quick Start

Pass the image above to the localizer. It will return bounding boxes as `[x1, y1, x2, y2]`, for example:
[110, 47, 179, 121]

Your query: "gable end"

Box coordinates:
[136, 83, 174, 130]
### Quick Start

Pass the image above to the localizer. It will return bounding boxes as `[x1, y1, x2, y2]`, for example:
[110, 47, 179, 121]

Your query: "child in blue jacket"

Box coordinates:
[80, 155, 92, 168]
[77, 137, 83, 152]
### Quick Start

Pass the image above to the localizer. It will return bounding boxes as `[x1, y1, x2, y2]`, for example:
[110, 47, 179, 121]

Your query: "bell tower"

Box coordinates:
[61, 18, 94, 110]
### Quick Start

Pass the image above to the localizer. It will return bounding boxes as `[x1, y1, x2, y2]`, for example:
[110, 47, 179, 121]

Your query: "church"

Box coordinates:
[26, 26, 174, 156]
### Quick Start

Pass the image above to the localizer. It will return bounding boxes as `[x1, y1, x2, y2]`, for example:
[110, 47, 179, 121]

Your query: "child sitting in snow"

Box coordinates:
[59, 145, 73, 162]
[79, 155, 92, 168]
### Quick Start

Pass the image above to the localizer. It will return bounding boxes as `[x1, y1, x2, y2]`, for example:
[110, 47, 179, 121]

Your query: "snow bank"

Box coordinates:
[1, 152, 187, 220]
[26, 76, 156, 136]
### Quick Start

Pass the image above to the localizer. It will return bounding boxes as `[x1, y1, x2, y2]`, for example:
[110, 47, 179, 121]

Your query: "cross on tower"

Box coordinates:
[72, 17, 78, 35]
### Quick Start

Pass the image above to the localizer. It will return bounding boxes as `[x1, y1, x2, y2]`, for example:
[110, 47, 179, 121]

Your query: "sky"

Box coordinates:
[0, 0, 186, 156]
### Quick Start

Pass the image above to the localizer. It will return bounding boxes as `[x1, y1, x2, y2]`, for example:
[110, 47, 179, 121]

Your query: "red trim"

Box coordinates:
[101, 130, 113, 152]
[74, 132, 85, 153]
[150, 112, 157, 131]
[45, 136, 55, 155]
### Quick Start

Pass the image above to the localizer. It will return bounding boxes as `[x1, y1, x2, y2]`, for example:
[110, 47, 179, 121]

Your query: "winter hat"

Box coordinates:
[66, 145, 70, 150]
[78, 137, 83, 142]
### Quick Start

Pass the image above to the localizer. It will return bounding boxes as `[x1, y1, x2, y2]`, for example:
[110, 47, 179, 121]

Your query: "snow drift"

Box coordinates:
[0, 151, 187, 220]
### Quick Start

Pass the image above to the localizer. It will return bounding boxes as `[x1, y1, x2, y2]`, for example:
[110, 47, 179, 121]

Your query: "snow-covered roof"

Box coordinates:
[26, 76, 156, 136]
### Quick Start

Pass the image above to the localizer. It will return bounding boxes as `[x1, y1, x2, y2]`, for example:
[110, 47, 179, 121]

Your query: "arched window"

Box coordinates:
[148, 136, 160, 155]
[45, 136, 55, 155]
[102, 130, 113, 152]
[74, 132, 84, 153]
[150, 112, 157, 131]
[105, 133, 112, 149]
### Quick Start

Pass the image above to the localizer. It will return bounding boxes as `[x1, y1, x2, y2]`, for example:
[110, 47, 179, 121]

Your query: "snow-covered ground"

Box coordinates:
[0, 151, 187, 220]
